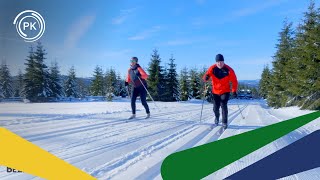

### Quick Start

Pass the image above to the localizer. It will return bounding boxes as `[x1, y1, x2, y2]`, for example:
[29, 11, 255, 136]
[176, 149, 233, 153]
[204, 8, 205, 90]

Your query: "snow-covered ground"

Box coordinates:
[0, 99, 318, 180]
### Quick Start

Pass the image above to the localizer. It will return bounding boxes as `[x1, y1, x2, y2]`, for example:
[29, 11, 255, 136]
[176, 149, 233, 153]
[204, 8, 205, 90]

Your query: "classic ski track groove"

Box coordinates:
[92, 104, 248, 179]
[1, 101, 316, 180]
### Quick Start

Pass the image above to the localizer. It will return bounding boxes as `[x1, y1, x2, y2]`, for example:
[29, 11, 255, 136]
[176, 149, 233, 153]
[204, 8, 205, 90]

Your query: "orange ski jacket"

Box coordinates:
[202, 64, 238, 95]
[126, 64, 148, 88]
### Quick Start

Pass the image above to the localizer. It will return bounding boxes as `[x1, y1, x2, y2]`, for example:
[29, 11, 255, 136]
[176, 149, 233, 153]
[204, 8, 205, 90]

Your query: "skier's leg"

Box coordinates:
[212, 93, 221, 123]
[131, 88, 138, 115]
[221, 93, 230, 126]
[140, 87, 150, 114]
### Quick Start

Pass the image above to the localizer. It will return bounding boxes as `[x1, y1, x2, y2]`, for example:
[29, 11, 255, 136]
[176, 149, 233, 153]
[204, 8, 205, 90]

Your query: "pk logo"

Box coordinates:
[13, 10, 45, 42]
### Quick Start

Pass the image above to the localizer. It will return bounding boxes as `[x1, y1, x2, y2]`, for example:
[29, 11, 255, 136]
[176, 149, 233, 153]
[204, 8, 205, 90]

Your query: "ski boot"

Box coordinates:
[145, 113, 150, 119]
[214, 117, 219, 126]
[128, 114, 136, 119]
[222, 123, 228, 130]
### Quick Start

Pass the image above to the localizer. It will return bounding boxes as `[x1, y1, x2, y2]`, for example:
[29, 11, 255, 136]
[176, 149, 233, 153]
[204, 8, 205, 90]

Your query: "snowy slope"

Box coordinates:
[0, 99, 318, 180]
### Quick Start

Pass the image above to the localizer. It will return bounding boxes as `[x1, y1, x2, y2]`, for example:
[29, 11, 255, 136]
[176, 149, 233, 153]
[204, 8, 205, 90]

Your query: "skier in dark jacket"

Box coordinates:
[202, 54, 238, 129]
[125, 57, 150, 119]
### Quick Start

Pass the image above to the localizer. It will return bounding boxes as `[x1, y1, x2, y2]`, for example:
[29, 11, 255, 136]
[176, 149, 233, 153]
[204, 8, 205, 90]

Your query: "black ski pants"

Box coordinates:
[131, 86, 150, 114]
[212, 92, 230, 124]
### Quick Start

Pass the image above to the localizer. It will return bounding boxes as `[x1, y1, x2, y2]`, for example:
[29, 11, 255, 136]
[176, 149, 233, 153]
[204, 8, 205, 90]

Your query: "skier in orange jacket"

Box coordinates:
[125, 57, 150, 119]
[203, 54, 238, 129]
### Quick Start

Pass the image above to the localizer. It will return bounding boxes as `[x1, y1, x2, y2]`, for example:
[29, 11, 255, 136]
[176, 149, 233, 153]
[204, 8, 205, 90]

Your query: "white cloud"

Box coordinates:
[207, 0, 289, 26]
[112, 16, 127, 25]
[101, 49, 133, 59]
[46, 44, 134, 77]
[112, 8, 137, 25]
[190, 0, 288, 28]
[64, 14, 96, 49]
[128, 26, 161, 40]
[232, 0, 288, 18]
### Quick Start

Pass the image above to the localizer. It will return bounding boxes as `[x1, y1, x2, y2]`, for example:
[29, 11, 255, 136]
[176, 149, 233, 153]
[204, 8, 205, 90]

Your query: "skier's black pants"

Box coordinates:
[131, 86, 150, 114]
[212, 93, 230, 124]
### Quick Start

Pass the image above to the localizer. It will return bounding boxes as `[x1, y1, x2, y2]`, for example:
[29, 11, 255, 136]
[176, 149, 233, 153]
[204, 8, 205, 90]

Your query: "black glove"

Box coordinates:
[205, 75, 210, 81]
[125, 82, 129, 86]
[233, 92, 237, 98]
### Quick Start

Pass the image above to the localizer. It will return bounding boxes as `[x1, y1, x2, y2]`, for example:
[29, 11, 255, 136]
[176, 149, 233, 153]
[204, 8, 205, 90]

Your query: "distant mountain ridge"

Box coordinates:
[238, 79, 260, 88]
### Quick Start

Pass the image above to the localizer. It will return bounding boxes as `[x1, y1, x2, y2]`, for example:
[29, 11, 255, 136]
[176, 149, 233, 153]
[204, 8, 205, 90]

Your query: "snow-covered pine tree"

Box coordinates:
[198, 66, 210, 100]
[14, 69, 24, 97]
[105, 67, 117, 101]
[259, 65, 272, 99]
[115, 72, 124, 97]
[23, 43, 51, 102]
[269, 20, 295, 108]
[33, 42, 52, 101]
[161, 64, 170, 102]
[147, 49, 165, 101]
[189, 67, 201, 99]
[0, 61, 13, 98]
[49, 61, 64, 99]
[292, 1, 320, 110]
[91, 65, 104, 96]
[179, 66, 190, 101]
[166, 55, 179, 101]
[23, 46, 37, 101]
[77, 78, 90, 98]
[64, 66, 79, 98]
[0, 83, 2, 98]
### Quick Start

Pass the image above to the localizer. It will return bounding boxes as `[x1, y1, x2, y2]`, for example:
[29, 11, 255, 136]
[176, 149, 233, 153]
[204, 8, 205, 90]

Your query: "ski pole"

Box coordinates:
[137, 76, 160, 111]
[237, 103, 245, 119]
[126, 86, 131, 99]
[200, 83, 208, 122]
[200, 98, 206, 122]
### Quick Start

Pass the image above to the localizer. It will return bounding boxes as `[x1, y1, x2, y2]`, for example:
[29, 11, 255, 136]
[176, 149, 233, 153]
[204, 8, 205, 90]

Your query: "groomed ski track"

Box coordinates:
[0, 99, 318, 180]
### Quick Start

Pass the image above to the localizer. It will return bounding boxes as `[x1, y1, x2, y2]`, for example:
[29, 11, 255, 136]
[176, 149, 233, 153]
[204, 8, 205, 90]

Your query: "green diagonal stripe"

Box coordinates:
[161, 111, 320, 180]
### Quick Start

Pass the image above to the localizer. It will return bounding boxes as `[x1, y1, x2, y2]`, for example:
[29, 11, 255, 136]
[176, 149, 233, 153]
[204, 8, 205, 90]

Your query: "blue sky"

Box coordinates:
[0, 0, 317, 80]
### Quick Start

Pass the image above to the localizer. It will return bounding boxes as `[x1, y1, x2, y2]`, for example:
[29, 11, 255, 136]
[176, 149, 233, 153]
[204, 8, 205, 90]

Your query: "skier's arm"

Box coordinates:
[137, 67, 148, 80]
[229, 68, 238, 93]
[125, 69, 131, 83]
[202, 66, 213, 82]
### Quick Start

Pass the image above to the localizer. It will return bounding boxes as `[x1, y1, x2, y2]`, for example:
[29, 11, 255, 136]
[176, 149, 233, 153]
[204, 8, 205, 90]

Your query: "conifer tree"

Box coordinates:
[166, 55, 179, 101]
[64, 66, 79, 98]
[14, 69, 24, 97]
[259, 65, 272, 99]
[190, 67, 201, 99]
[179, 67, 190, 101]
[49, 61, 63, 99]
[23, 43, 51, 102]
[270, 20, 295, 107]
[33, 42, 52, 99]
[147, 49, 165, 101]
[293, 0, 320, 109]
[91, 66, 104, 96]
[0, 61, 13, 98]
[105, 67, 117, 101]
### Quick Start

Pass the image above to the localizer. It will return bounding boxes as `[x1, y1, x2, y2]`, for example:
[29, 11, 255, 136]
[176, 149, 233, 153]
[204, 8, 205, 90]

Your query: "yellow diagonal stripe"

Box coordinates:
[0, 127, 96, 179]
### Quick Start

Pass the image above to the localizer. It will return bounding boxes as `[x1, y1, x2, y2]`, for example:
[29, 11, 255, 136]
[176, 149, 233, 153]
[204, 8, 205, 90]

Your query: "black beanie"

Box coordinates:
[215, 54, 224, 62]
[131, 57, 138, 62]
